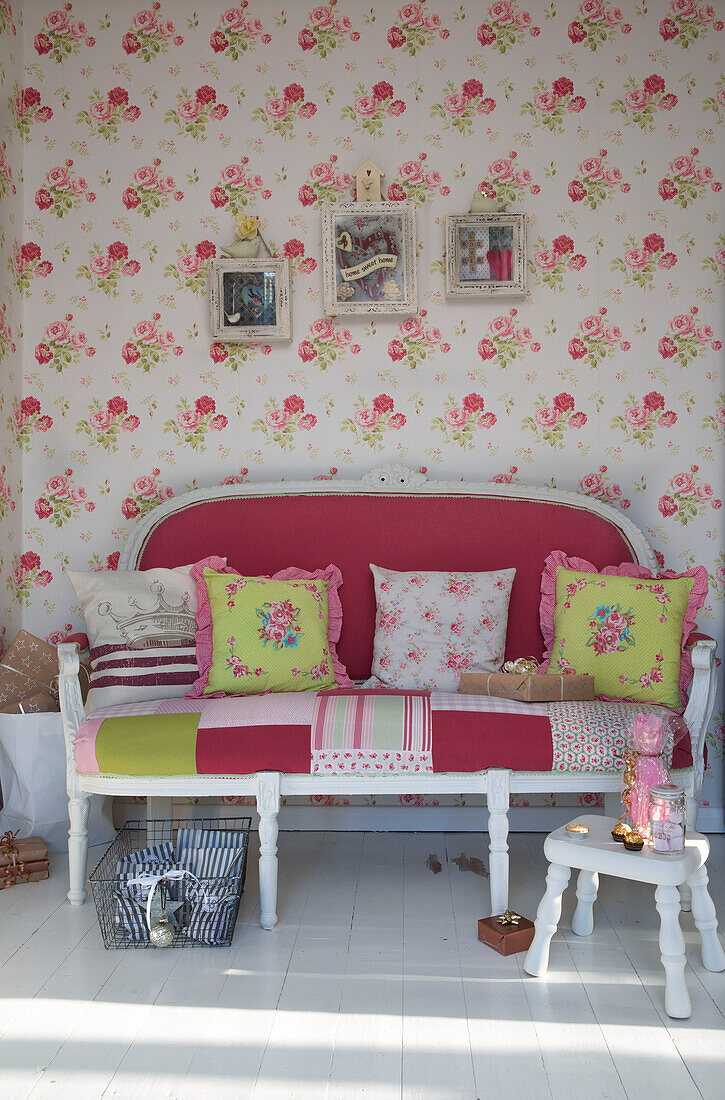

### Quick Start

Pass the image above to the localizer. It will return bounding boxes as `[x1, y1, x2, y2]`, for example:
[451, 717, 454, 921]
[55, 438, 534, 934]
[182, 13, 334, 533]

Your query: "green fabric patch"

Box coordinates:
[205, 569, 335, 695]
[547, 567, 694, 708]
[95, 712, 200, 775]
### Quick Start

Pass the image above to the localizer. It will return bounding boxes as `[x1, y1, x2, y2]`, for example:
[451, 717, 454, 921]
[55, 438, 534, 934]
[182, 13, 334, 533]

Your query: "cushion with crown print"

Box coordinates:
[66, 557, 226, 713]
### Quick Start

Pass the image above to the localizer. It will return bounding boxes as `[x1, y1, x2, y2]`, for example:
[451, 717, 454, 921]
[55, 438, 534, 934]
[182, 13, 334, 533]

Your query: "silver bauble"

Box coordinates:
[149, 917, 175, 947]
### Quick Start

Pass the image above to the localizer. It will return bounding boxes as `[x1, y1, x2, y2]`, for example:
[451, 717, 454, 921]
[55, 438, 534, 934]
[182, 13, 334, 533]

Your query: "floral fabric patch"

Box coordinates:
[204, 569, 335, 695]
[548, 567, 695, 708]
[370, 564, 515, 691]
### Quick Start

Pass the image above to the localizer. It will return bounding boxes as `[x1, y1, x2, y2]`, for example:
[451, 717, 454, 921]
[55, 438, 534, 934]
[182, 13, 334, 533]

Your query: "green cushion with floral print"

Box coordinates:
[546, 567, 695, 708]
[204, 569, 335, 695]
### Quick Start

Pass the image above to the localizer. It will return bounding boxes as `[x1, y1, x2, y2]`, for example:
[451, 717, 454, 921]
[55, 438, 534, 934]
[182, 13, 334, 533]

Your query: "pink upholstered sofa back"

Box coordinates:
[136, 491, 641, 681]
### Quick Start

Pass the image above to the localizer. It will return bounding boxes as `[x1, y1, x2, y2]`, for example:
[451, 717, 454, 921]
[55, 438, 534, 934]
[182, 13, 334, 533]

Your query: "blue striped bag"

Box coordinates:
[184, 888, 238, 945]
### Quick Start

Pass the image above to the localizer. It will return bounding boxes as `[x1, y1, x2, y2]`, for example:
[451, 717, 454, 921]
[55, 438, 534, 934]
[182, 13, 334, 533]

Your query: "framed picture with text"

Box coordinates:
[321, 202, 417, 317]
[209, 257, 291, 343]
[445, 212, 527, 298]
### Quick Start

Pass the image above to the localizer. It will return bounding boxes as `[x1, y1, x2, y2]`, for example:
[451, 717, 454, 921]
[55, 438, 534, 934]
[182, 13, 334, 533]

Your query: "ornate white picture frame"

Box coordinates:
[445, 213, 527, 298]
[321, 202, 417, 316]
[209, 257, 291, 343]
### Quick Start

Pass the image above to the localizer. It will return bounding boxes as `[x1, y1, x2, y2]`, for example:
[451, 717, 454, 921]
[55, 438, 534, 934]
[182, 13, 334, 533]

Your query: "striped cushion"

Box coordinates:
[88, 643, 200, 711]
[67, 556, 227, 713]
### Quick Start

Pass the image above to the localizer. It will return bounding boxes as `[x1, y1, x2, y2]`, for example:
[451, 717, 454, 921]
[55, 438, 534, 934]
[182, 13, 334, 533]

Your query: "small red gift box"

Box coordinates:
[477, 912, 535, 955]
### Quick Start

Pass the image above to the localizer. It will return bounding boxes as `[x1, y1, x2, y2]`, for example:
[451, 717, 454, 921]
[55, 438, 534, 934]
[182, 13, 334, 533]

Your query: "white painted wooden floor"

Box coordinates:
[1, 830, 724, 1100]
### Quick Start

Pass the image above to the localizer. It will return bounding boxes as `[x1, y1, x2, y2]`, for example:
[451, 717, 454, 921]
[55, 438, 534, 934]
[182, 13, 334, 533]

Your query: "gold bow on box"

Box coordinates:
[496, 909, 521, 926]
[502, 657, 539, 675]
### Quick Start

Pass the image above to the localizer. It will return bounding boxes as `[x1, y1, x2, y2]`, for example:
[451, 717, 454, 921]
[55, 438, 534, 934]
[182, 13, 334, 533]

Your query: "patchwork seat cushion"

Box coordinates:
[74, 690, 692, 778]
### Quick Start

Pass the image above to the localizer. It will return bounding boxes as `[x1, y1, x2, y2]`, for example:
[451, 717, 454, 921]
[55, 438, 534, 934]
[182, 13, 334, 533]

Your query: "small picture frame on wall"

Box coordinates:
[445, 213, 527, 298]
[209, 258, 291, 342]
[321, 201, 417, 316]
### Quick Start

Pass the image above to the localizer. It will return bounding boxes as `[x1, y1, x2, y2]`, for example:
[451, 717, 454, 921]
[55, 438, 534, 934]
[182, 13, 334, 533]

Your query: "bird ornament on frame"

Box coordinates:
[321, 159, 417, 317]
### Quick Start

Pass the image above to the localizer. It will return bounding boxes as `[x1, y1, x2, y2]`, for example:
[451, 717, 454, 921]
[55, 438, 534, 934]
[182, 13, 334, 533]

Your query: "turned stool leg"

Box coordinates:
[524, 862, 571, 977]
[655, 883, 691, 1019]
[572, 869, 599, 937]
[689, 864, 725, 973]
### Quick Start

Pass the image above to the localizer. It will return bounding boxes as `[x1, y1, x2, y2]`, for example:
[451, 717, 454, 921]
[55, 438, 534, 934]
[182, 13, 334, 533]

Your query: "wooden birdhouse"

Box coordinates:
[353, 158, 385, 203]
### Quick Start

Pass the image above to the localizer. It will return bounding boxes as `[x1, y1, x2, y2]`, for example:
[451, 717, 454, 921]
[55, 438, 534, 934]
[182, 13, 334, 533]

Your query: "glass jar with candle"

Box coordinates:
[649, 784, 686, 854]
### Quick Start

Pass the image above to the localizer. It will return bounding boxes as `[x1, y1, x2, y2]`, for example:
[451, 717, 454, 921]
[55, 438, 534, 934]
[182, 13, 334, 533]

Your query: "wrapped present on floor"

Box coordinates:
[0, 832, 48, 867]
[1, 691, 59, 714]
[0, 859, 50, 888]
[477, 911, 535, 956]
[459, 671, 594, 702]
[0, 631, 60, 709]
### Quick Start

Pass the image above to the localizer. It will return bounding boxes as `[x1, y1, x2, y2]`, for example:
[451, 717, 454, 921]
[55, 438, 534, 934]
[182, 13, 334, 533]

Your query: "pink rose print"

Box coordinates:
[658, 148, 721, 208]
[612, 393, 678, 448]
[35, 159, 94, 216]
[387, 3, 449, 54]
[476, 151, 540, 206]
[298, 5, 359, 56]
[611, 233, 677, 290]
[523, 393, 587, 448]
[569, 1, 631, 48]
[122, 2, 183, 61]
[297, 317, 360, 369]
[522, 77, 586, 133]
[121, 468, 173, 522]
[7, 551, 54, 608]
[165, 84, 229, 141]
[164, 241, 216, 295]
[431, 394, 497, 449]
[121, 313, 182, 371]
[578, 466, 631, 511]
[122, 157, 182, 215]
[164, 396, 228, 450]
[568, 149, 631, 210]
[77, 87, 141, 141]
[612, 74, 678, 131]
[11, 87, 54, 142]
[77, 242, 140, 296]
[476, 308, 539, 368]
[341, 81, 406, 137]
[659, 0, 724, 47]
[342, 395, 406, 450]
[33, 4, 94, 62]
[8, 395, 53, 452]
[10, 241, 53, 296]
[529, 234, 587, 290]
[387, 311, 449, 369]
[568, 307, 629, 367]
[476, 2, 540, 52]
[659, 466, 722, 524]
[210, 156, 271, 213]
[34, 314, 95, 371]
[76, 396, 141, 453]
[431, 80, 496, 134]
[252, 395, 318, 450]
[34, 468, 95, 527]
[386, 153, 448, 202]
[658, 306, 719, 366]
[210, 5, 271, 58]
[297, 155, 353, 209]
[252, 84, 316, 139]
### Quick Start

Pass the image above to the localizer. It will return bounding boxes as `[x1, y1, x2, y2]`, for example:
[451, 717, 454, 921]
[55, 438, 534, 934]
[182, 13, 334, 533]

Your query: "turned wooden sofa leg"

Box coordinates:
[257, 772, 281, 931]
[487, 769, 511, 915]
[67, 793, 91, 906]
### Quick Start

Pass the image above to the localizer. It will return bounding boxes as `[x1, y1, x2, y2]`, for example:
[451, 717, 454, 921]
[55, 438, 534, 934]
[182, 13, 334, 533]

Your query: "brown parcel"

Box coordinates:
[0, 630, 59, 708]
[0, 859, 50, 888]
[0, 836, 48, 867]
[477, 915, 535, 956]
[459, 671, 595, 702]
[1, 691, 59, 714]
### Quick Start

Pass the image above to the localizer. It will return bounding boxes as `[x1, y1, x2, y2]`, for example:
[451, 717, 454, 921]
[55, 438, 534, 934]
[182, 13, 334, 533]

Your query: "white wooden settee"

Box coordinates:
[58, 465, 718, 929]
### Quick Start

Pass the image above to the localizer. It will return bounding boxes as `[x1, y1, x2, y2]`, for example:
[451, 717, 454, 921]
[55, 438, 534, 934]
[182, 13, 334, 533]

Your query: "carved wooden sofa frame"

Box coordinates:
[58, 466, 718, 929]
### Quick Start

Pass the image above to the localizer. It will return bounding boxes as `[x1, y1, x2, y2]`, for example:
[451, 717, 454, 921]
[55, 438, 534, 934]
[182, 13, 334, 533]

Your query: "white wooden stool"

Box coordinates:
[523, 814, 725, 1018]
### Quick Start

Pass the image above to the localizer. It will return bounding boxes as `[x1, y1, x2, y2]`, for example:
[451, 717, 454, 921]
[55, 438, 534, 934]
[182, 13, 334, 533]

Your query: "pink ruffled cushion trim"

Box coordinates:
[538, 549, 709, 707]
[187, 562, 354, 697]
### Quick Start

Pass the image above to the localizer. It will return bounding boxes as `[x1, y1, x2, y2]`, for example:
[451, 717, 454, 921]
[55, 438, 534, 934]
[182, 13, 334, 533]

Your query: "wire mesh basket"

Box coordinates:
[89, 816, 251, 949]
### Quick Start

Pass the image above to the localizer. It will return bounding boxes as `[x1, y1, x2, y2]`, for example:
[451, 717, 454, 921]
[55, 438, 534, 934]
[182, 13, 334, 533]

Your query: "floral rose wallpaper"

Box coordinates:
[0, 0, 723, 820]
